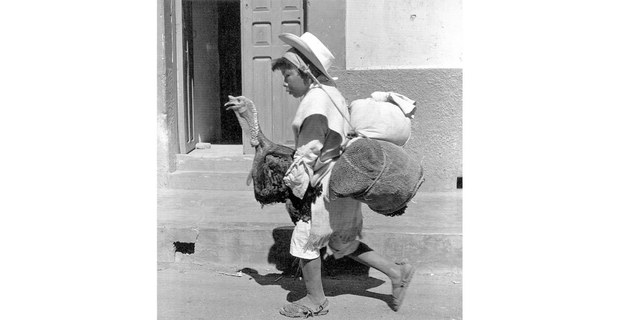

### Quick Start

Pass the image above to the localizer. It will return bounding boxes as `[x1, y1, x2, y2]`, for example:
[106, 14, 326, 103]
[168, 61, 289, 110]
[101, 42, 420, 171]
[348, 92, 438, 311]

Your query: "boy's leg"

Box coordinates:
[346, 242, 414, 311]
[347, 242, 401, 283]
[280, 220, 329, 317]
[299, 257, 326, 305]
[289, 221, 326, 304]
[280, 221, 328, 317]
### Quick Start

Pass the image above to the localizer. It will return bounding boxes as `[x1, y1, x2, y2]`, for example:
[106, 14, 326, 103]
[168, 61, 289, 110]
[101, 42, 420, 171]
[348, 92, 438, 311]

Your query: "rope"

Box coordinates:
[362, 140, 389, 197]
[300, 67, 356, 132]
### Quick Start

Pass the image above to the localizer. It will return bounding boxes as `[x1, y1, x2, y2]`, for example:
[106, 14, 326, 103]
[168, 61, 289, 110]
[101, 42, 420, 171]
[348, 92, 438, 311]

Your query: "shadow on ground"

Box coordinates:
[241, 226, 391, 307]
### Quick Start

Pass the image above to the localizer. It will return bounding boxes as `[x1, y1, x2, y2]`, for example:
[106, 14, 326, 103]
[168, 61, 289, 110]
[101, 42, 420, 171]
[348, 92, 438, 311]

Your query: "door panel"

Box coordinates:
[241, 0, 304, 153]
[175, 0, 221, 154]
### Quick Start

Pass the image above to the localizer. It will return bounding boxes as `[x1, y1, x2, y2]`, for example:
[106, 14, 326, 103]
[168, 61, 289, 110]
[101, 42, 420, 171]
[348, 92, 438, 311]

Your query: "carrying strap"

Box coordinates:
[301, 66, 358, 135]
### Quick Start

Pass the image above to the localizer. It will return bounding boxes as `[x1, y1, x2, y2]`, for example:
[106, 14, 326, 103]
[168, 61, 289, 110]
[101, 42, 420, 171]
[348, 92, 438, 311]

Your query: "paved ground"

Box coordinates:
[158, 261, 462, 320]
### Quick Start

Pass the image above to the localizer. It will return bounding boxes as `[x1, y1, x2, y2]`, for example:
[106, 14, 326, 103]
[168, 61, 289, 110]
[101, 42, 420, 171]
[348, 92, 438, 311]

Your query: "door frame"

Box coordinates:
[174, 0, 195, 154]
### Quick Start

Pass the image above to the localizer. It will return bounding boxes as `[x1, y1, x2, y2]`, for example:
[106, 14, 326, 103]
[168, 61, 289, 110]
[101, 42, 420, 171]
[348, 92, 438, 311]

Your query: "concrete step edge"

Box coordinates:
[157, 224, 462, 236]
[169, 170, 251, 174]
[157, 226, 462, 271]
[175, 158, 253, 171]
[167, 171, 252, 190]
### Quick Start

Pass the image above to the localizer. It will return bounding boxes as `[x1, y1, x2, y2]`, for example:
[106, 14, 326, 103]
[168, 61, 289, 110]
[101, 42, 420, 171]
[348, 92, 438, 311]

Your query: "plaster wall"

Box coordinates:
[306, 0, 347, 71]
[336, 0, 462, 191]
[346, 0, 462, 69]
[158, 0, 180, 188]
[332, 68, 462, 191]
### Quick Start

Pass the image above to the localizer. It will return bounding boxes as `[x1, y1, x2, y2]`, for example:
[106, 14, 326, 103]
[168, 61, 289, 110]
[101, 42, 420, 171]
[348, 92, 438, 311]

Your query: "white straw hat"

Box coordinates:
[279, 32, 335, 83]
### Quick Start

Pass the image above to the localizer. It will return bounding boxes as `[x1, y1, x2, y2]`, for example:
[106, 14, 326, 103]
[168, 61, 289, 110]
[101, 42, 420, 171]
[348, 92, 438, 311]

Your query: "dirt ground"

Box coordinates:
[158, 261, 462, 320]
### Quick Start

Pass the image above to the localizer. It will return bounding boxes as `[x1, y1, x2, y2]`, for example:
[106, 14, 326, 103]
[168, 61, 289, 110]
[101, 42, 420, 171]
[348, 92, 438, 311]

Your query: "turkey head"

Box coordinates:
[225, 96, 321, 223]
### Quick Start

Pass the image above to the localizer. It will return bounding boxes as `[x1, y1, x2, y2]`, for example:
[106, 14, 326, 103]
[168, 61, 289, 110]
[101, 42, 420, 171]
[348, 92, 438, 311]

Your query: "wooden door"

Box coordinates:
[241, 0, 304, 153]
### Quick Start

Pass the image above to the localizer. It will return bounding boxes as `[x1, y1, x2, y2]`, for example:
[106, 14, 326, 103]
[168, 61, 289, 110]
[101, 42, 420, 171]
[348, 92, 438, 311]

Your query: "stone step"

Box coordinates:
[170, 146, 255, 190]
[167, 170, 253, 191]
[175, 153, 253, 172]
[157, 189, 462, 273]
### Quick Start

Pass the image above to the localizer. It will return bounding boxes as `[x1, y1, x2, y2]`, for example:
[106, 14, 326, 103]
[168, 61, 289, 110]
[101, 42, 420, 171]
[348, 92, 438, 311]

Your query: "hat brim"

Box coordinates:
[279, 33, 334, 83]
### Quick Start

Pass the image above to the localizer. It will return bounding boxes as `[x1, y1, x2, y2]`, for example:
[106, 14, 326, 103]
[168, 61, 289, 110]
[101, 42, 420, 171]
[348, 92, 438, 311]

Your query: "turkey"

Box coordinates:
[225, 95, 321, 223]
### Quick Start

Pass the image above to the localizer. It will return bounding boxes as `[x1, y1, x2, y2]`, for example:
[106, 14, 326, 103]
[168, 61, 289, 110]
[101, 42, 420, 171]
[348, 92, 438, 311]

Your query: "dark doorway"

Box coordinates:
[216, 0, 242, 144]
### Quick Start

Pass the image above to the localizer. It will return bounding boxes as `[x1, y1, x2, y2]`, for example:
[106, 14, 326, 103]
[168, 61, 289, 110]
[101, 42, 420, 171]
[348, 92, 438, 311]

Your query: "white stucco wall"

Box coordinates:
[346, 0, 462, 69]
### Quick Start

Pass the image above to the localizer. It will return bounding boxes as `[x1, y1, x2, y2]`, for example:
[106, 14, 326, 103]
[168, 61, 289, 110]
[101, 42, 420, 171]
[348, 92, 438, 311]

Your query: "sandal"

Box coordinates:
[279, 298, 329, 318]
[391, 260, 415, 311]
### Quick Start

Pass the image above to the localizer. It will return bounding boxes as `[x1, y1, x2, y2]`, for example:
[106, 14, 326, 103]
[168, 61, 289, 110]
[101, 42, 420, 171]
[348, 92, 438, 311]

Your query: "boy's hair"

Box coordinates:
[271, 49, 324, 82]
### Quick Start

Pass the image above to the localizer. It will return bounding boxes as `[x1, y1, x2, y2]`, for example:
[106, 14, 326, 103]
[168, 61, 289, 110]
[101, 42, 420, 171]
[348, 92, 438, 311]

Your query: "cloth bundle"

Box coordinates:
[330, 137, 425, 216]
[348, 92, 417, 146]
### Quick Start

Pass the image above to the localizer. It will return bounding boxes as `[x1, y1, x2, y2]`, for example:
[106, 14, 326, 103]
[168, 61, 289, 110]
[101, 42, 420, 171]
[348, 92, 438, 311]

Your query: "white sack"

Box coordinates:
[348, 97, 413, 146]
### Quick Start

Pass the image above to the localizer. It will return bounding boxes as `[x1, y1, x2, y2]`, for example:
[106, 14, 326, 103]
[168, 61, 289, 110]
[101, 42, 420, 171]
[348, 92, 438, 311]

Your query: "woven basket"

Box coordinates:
[330, 138, 424, 216]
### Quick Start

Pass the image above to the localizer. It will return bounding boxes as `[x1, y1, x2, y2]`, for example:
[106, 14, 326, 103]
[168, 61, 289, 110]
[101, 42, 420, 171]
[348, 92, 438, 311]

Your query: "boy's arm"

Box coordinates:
[284, 114, 329, 198]
[296, 114, 329, 161]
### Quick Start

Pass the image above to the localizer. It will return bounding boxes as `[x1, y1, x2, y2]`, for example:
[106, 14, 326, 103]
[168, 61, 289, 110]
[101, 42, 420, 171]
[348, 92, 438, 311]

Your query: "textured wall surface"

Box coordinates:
[158, 0, 180, 188]
[346, 0, 462, 69]
[332, 68, 462, 191]
[306, 0, 347, 71]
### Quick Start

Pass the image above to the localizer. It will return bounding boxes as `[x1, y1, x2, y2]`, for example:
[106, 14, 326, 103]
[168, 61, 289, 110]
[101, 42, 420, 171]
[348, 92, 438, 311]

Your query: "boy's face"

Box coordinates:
[281, 68, 310, 98]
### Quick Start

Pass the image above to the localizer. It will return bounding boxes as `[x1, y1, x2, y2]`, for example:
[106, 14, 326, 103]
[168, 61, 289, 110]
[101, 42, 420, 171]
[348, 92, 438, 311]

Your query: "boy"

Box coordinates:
[275, 32, 416, 318]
